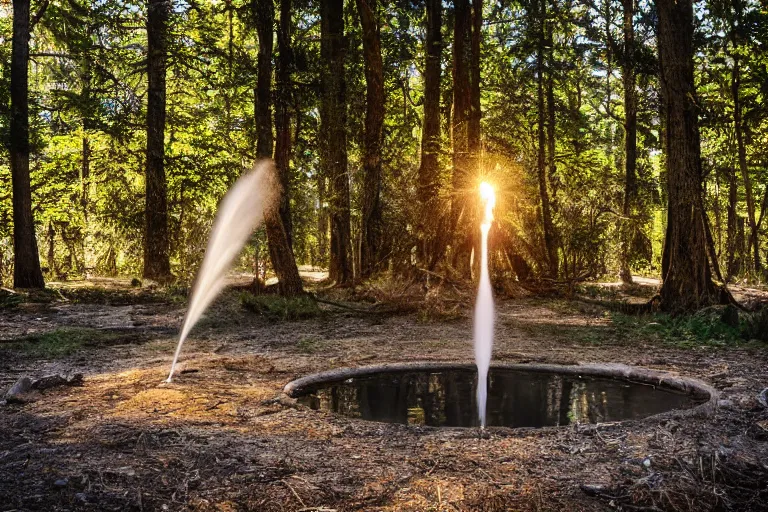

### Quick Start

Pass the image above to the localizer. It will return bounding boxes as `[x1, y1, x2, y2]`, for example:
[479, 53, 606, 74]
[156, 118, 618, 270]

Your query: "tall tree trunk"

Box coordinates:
[731, 53, 760, 275]
[450, 0, 473, 273]
[47, 222, 56, 276]
[255, 0, 303, 295]
[545, 17, 557, 204]
[536, 0, 557, 277]
[417, 0, 442, 267]
[9, 0, 45, 289]
[657, 0, 717, 311]
[619, 0, 636, 283]
[255, 0, 274, 159]
[468, 0, 483, 276]
[144, 0, 171, 280]
[316, 173, 328, 266]
[81, 49, 94, 273]
[357, 0, 384, 277]
[275, 0, 294, 246]
[320, 0, 351, 284]
[704, 211, 723, 282]
[468, 0, 482, 159]
[9, 0, 45, 288]
[726, 163, 739, 280]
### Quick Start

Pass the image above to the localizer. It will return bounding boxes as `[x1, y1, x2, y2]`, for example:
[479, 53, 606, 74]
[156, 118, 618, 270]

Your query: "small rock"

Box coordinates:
[757, 388, 768, 409]
[4, 377, 33, 402]
[718, 399, 735, 410]
[116, 466, 136, 477]
[54, 478, 68, 487]
[580, 483, 608, 497]
[643, 457, 652, 468]
[75, 493, 88, 503]
[32, 373, 84, 390]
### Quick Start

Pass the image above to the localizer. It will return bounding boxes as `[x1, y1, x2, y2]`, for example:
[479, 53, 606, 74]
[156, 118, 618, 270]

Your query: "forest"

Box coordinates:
[1, 0, 768, 510]
[1, 0, 765, 308]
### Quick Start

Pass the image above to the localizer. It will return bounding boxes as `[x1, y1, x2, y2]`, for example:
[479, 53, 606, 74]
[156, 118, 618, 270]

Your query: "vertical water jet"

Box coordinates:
[475, 182, 496, 427]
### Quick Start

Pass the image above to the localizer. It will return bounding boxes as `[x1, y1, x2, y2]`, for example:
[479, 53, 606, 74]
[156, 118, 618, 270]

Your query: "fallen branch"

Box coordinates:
[281, 478, 306, 508]
[312, 297, 374, 314]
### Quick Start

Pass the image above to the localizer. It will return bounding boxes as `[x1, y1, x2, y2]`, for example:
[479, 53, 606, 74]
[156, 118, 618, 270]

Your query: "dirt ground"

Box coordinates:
[1, 276, 767, 511]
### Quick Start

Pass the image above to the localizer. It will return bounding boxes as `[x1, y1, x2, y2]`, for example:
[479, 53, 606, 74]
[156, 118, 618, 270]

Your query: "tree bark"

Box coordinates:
[255, 0, 303, 296]
[657, 0, 717, 311]
[143, 0, 171, 280]
[536, 0, 557, 277]
[450, 0, 473, 273]
[9, 0, 45, 289]
[619, 0, 636, 284]
[320, 0, 352, 284]
[356, 0, 384, 277]
[417, 0, 442, 267]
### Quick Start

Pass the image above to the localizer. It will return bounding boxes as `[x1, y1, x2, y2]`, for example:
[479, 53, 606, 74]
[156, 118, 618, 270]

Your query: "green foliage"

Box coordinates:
[297, 337, 324, 354]
[0, 289, 23, 309]
[240, 293, 321, 321]
[608, 307, 767, 347]
[0, 287, 63, 308]
[2, 327, 128, 357]
[740, 308, 768, 342]
[57, 285, 183, 305]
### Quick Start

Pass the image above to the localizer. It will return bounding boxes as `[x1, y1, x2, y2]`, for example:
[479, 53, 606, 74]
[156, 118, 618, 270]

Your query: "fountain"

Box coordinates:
[284, 183, 716, 427]
[475, 182, 496, 428]
[165, 163, 716, 427]
[166, 160, 278, 382]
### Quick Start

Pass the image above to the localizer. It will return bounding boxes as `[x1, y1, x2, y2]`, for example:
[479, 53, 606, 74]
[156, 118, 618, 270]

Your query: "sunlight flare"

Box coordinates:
[479, 181, 496, 226]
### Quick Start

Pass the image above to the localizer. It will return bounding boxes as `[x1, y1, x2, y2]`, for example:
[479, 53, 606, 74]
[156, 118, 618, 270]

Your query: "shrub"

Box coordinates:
[240, 293, 321, 321]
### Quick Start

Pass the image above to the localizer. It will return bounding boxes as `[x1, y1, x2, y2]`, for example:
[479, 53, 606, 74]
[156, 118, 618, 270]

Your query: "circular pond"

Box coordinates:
[284, 363, 715, 428]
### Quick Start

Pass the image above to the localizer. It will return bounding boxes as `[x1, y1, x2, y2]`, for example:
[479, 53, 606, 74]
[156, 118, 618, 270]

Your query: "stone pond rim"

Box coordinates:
[283, 362, 719, 424]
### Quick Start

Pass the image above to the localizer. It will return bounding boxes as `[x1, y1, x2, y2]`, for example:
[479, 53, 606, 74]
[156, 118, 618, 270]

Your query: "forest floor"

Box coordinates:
[1, 273, 767, 511]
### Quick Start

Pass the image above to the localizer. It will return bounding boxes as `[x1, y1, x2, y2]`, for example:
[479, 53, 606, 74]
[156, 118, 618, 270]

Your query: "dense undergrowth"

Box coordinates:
[609, 308, 768, 347]
[239, 293, 322, 321]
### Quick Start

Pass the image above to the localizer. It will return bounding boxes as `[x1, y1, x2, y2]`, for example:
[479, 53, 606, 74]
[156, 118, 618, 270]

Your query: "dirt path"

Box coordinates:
[1, 283, 767, 511]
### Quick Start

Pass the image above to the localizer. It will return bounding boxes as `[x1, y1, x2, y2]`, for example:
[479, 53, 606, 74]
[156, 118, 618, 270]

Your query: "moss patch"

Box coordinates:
[1, 327, 136, 357]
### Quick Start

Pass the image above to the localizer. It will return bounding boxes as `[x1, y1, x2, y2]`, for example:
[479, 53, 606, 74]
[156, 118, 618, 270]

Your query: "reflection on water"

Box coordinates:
[297, 369, 703, 428]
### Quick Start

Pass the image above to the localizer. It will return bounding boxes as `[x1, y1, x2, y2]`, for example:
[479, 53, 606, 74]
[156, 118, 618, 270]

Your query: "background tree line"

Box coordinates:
[0, 0, 766, 310]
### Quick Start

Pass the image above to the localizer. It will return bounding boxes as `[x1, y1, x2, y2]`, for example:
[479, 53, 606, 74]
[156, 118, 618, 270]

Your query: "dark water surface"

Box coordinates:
[296, 368, 705, 428]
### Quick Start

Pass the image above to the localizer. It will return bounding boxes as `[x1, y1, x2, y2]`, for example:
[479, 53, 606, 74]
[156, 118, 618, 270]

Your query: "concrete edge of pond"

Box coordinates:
[283, 362, 719, 422]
